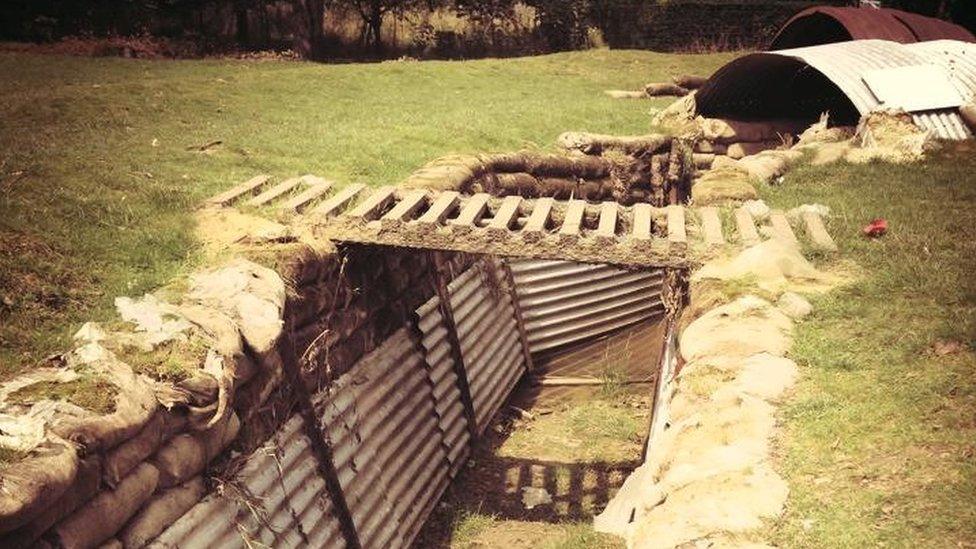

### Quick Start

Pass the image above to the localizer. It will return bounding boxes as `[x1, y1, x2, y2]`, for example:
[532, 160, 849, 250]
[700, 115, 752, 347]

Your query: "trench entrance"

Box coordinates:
[415, 319, 666, 548]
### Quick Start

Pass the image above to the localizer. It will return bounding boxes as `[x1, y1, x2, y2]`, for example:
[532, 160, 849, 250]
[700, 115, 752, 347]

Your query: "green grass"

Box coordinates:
[7, 373, 117, 414]
[761, 144, 976, 547]
[0, 49, 734, 380]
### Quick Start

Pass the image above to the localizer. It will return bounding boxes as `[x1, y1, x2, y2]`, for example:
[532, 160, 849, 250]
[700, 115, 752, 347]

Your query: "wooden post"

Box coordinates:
[499, 259, 535, 373]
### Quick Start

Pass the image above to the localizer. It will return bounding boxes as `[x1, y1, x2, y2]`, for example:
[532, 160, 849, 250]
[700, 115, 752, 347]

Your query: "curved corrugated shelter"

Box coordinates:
[697, 39, 976, 140]
[771, 6, 974, 49]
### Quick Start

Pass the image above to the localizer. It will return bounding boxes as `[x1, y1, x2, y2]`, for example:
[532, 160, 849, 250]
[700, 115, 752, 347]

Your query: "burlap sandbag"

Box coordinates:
[0, 439, 79, 533]
[98, 539, 123, 549]
[556, 132, 671, 156]
[104, 412, 169, 488]
[151, 413, 240, 489]
[118, 477, 205, 548]
[51, 344, 158, 452]
[49, 462, 159, 549]
[960, 103, 976, 133]
[699, 118, 807, 145]
[0, 455, 100, 548]
[726, 141, 781, 160]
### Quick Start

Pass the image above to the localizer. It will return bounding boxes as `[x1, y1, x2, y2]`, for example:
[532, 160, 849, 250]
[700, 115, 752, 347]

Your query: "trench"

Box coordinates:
[287, 246, 677, 549]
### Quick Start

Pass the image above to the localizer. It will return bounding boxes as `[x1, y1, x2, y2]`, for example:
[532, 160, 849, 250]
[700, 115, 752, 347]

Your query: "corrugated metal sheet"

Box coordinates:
[697, 39, 976, 140]
[313, 328, 451, 549]
[448, 259, 528, 432]
[771, 6, 974, 50]
[150, 415, 345, 548]
[507, 258, 666, 355]
[416, 294, 472, 479]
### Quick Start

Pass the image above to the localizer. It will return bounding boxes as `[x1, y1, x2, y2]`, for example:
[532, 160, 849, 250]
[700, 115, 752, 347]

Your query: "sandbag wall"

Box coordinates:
[508, 258, 666, 355]
[149, 254, 529, 549]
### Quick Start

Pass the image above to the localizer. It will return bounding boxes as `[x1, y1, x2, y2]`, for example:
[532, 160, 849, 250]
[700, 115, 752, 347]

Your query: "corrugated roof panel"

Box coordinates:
[771, 6, 974, 49]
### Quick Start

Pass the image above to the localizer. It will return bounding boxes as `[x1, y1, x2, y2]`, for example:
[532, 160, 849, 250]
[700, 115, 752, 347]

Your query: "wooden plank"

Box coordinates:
[802, 211, 838, 251]
[522, 197, 554, 239]
[632, 203, 653, 240]
[699, 206, 724, 247]
[416, 191, 459, 225]
[594, 202, 618, 239]
[449, 193, 490, 230]
[280, 177, 334, 212]
[734, 207, 760, 247]
[558, 199, 585, 241]
[343, 186, 396, 221]
[309, 183, 366, 217]
[380, 190, 428, 228]
[207, 175, 270, 206]
[666, 205, 687, 251]
[487, 195, 522, 237]
[770, 210, 798, 244]
[248, 177, 301, 207]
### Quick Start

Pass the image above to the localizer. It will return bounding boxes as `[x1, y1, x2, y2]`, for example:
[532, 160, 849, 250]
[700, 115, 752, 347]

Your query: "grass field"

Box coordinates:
[1, 50, 974, 547]
[0, 49, 733, 380]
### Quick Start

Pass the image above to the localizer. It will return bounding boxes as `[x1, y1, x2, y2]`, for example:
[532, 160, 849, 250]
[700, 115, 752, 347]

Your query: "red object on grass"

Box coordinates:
[863, 218, 888, 238]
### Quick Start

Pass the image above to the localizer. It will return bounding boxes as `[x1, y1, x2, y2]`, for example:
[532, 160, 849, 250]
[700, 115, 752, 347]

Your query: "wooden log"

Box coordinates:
[699, 206, 724, 247]
[558, 199, 585, 242]
[802, 211, 838, 251]
[632, 203, 653, 241]
[449, 193, 491, 231]
[487, 195, 522, 237]
[280, 176, 333, 212]
[416, 191, 459, 225]
[594, 201, 618, 245]
[343, 186, 396, 221]
[310, 183, 366, 217]
[247, 177, 301, 207]
[734, 207, 760, 247]
[206, 175, 270, 206]
[522, 197, 554, 240]
[380, 190, 428, 229]
[769, 210, 799, 244]
[666, 205, 687, 252]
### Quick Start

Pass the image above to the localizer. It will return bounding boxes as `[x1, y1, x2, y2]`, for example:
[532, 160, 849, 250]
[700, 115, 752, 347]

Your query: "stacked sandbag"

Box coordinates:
[0, 258, 291, 549]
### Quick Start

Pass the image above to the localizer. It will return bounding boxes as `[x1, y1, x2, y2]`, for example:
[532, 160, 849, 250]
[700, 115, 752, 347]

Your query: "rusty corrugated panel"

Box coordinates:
[698, 39, 976, 140]
[448, 259, 528, 432]
[771, 6, 974, 49]
[313, 328, 450, 549]
[507, 258, 665, 355]
[149, 415, 345, 548]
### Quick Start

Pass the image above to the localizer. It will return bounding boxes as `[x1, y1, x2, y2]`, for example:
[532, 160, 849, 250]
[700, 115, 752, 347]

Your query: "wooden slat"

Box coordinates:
[207, 175, 270, 206]
[344, 186, 396, 221]
[248, 177, 301, 207]
[802, 211, 838, 251]
[558, 199, 585, 240]
[449, 193, 490, 229]
[380, 190, 428, 228]
[280, 177, 333, 212]
[310, 183, 366, 217]
[699, 206, 724, 247]
[416, 191, 459, 225]
[594, 202, 618, 239]
[632, 203, 653, 240]
[770, 211, 799, 244]
[734, 207, 760, 247]
[487, 195, 522, 236]
[666, 205, 687, 251]
[522, 197, 554, 239]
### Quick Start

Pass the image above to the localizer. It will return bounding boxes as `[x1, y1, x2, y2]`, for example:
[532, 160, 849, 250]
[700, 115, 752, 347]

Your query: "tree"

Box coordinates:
[338, 0, 440, 53]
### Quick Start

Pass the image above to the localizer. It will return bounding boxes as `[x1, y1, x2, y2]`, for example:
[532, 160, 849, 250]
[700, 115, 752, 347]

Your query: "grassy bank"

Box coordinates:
[762, 145, 976, 547]
[0, 49, 732, 379]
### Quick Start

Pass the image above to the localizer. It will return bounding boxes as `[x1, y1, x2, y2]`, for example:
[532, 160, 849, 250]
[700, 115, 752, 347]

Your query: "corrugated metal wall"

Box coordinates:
[153, 258, 538, 549]
[507, 259, 666, 355]
[448, 260, 529, 432]
[149, 415, 344, 548]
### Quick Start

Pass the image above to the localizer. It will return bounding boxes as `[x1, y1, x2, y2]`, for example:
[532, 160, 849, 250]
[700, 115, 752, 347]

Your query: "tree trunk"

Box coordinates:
[234, 0, 249, 47]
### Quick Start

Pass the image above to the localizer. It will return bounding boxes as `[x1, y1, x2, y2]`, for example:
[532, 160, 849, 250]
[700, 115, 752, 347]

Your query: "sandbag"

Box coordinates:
[151, 413, 240, 489]
[51, 344, 158, 452]
[119, 477, 205, 548]
[726, 141, 781, 160]
[556, 132, 671, 156]
[49, 462, 159, 549]
[0, 439, 79, 533]
[960, 103, 976, 133]
[0, 455, 98, 547]
[98, 540, 123, 549]
[699, 118, 807, 145]
[604, 90, 646, 99]
[104, 412, 168, 488]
